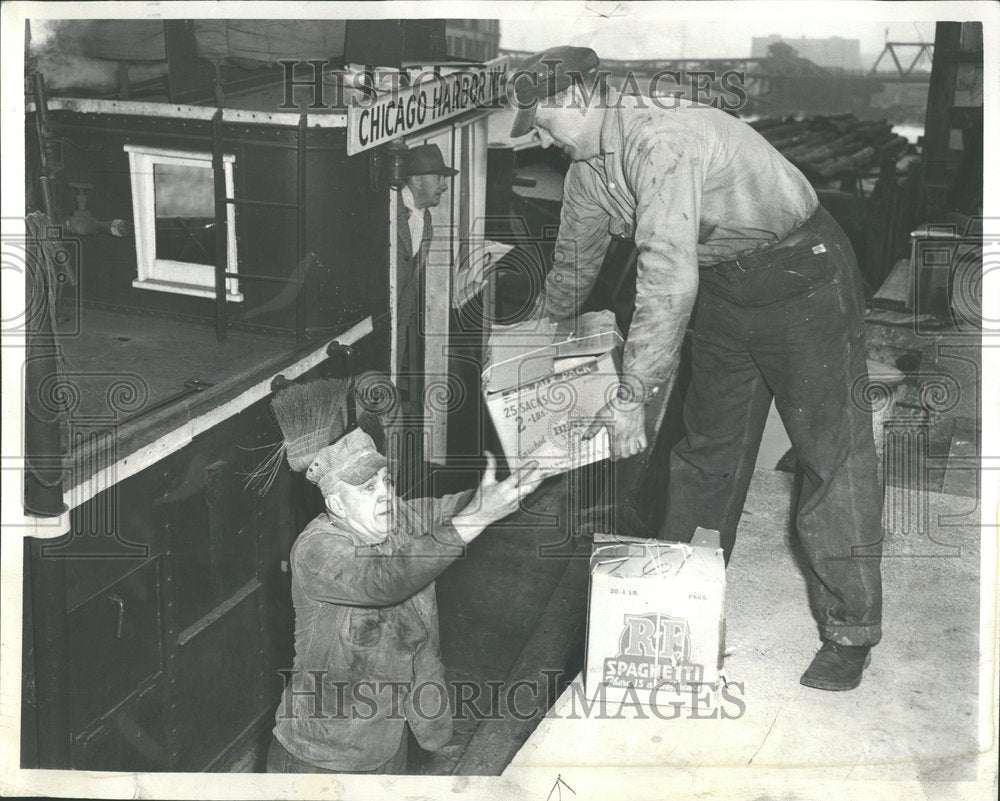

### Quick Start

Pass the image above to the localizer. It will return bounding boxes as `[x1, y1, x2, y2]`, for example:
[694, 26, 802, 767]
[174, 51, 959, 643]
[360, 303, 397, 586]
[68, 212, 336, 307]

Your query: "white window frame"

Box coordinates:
[124, 144, 242, 302]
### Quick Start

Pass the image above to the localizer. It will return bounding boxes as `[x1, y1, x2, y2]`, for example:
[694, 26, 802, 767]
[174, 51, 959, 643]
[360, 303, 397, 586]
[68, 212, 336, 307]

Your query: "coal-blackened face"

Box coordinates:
[326, 467, 395, 544]
[407, 173, 449, 208]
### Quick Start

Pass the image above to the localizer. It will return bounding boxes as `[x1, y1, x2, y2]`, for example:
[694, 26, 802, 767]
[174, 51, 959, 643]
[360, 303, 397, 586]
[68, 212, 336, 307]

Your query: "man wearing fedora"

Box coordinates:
[509, 46, 882, 692]
[395, 143, 458, 419]
[268, 428, 542, 773]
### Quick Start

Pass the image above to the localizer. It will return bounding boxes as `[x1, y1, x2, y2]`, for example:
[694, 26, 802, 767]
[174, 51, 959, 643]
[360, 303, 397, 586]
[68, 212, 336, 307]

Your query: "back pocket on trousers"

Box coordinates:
[774, 249, 835, 291]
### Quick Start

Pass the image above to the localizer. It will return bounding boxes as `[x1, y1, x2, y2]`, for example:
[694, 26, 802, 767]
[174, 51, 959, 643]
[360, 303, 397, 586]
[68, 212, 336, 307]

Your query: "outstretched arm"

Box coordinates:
[585, 124, 702, 459]
[296, 453, 545, 606]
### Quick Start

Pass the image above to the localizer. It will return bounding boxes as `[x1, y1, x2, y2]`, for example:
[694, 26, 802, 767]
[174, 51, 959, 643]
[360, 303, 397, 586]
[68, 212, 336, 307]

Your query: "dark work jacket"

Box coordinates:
[273, 490, 474, 770]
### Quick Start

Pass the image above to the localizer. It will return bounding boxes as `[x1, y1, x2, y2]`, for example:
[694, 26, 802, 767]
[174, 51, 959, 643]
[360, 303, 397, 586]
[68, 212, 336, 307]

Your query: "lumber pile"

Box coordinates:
[749, 113, 910, 182]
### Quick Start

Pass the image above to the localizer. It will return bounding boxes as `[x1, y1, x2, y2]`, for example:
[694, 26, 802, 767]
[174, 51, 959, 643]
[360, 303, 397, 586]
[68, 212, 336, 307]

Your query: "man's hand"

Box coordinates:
[451, 451, 546, 542]
[582, 399, 648, 460]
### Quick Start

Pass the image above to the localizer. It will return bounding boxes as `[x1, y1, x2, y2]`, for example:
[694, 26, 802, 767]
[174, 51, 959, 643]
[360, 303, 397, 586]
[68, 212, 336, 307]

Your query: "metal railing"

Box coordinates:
[211, 110, 310, 344]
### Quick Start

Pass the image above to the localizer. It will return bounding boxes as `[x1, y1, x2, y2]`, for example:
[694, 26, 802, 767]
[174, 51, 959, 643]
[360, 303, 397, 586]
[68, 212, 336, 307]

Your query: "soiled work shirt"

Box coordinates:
[273, 490, 473, 771]
[541, 89, 818, 398]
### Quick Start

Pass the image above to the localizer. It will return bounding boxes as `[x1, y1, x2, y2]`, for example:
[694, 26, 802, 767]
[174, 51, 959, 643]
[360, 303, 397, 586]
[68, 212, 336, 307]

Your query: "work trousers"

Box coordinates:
[659, 205, 883, 647]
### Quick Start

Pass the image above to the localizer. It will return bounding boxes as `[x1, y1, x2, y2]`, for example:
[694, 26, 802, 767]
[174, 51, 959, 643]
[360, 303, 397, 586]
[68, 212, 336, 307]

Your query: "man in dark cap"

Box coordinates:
[510, 47, 881, 691]
[269, 428, 543, 772]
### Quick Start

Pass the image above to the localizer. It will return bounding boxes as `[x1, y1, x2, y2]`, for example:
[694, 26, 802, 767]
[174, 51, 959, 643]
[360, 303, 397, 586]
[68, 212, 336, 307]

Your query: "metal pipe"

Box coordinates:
[295, 114, 308, 345]
[224, 197, 299, 210]
[211, 109, 228, 342]
[31, 74, 57, 219]
[222, 271, 296, 284]
[63, 215, 129, 237]
[31, 73, 51, 138]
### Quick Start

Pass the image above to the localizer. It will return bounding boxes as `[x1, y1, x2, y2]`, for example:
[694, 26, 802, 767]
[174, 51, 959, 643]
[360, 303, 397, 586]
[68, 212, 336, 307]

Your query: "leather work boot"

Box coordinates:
[800, 641, 872, 691]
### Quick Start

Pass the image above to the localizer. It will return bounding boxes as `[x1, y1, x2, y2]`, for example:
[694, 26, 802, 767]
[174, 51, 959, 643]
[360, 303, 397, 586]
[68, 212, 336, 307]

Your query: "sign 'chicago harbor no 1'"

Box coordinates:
[347, 56, 509, 154]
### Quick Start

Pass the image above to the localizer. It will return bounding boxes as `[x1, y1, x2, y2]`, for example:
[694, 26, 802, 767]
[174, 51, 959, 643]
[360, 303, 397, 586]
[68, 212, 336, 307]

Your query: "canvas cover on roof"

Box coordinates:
[193, 20, 347, 64]
[51, 19, 346, 65]
[76, 20, 167, 62]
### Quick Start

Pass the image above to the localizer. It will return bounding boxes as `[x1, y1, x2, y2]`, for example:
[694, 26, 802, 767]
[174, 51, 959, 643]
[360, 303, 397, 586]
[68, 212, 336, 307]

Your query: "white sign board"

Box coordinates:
[346, 57, 508, 155]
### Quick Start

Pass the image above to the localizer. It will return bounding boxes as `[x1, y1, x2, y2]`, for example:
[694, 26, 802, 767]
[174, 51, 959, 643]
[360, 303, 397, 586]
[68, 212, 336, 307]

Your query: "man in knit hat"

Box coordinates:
[268, 428, 542, 773]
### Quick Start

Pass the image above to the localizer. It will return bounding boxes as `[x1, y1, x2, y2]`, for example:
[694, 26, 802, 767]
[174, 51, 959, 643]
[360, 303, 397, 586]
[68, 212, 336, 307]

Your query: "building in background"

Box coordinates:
[446, 19, 500, 61]
[752, 34, 862, 71]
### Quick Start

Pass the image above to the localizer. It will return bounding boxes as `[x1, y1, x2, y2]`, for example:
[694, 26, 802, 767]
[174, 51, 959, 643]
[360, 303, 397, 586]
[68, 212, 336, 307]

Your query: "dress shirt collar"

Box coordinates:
[400, 184, 419, 215]
[400, 185, 424, 248]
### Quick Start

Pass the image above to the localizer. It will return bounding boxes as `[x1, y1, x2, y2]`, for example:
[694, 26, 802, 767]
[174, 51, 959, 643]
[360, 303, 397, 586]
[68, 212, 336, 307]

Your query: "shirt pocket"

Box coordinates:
[346, 608, 383, 648]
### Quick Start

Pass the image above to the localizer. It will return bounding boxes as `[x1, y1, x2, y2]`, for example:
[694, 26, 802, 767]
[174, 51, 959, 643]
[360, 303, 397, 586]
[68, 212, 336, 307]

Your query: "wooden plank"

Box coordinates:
[30, 97, 349, 128]
[176, 578, 261, 647]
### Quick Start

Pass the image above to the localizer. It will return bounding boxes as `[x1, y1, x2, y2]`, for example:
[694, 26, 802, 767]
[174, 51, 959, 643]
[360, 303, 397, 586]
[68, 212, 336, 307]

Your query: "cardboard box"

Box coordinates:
[584, 529, 726, 707]
[482, 310, 622, 476]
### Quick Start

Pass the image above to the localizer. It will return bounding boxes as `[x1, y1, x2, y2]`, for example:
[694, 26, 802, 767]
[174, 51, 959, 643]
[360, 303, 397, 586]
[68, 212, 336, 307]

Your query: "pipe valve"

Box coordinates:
[64, 182, 129, 237]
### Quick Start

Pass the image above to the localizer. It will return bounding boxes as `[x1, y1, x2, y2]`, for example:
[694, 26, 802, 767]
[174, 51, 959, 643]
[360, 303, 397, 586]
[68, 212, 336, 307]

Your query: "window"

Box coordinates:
[124, 145, 242, 301]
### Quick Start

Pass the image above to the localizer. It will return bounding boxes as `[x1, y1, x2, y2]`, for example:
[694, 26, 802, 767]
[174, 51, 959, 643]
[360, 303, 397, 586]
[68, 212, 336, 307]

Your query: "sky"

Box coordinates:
[500, 15, 936, 63]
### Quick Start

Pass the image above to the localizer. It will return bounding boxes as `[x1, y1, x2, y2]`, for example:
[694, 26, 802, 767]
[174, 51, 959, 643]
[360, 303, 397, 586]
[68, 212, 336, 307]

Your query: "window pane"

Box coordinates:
[153, 163, 216, 265]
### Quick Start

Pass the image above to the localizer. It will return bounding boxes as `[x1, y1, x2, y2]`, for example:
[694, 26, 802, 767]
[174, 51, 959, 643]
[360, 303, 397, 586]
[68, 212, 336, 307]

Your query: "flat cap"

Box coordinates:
[509, 46, 600, 138]
[306, 428, 389, 497]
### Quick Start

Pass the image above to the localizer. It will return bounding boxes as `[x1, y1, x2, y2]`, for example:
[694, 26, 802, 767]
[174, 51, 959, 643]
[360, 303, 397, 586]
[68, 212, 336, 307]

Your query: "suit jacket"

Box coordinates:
[396, 199, 433, 396]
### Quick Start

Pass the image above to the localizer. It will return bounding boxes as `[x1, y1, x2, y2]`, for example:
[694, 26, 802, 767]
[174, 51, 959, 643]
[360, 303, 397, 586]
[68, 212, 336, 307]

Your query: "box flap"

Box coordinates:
[482, 318, 557, 393]
[483, 310, 621, 394]
[590, 531, 724, 578]
[553, 311, 622, 360]
[691, 527, 721, 549]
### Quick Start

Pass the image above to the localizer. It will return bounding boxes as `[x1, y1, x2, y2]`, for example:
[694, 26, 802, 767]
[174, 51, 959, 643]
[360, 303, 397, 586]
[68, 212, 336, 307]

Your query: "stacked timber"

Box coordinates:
[749, 114, 909, 182]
